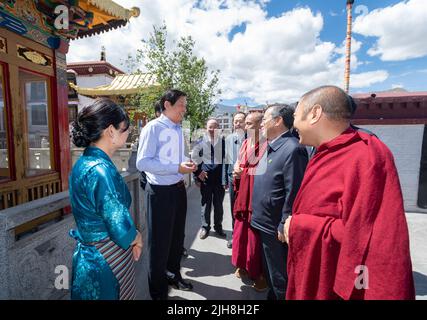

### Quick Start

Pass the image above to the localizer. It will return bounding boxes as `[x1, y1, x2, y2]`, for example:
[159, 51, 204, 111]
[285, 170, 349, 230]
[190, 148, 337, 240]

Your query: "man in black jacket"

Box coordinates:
[251, 104, 308, 300]
[192, 119, 227, 239]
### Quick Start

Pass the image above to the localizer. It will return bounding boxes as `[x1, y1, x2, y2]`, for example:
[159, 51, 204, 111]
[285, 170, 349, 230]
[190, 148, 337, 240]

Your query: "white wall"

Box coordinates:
[359, 124, 426, 213]
[76, 74, 114, 111]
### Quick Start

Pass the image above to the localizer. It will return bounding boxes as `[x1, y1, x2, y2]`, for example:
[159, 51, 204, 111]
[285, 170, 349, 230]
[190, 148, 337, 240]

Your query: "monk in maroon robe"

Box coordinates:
[232, 112, 267, 290]
[284, 86, 415, 300]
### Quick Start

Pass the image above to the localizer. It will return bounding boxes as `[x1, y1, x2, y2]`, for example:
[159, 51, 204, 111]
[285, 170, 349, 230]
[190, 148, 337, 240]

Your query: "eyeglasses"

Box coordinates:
[262, 116, 277, 123]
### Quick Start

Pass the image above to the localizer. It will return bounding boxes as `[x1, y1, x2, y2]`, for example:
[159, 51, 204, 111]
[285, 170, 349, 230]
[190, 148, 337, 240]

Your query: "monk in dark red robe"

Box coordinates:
[285, 86, 415, 300]
[232, 112, 267, 290]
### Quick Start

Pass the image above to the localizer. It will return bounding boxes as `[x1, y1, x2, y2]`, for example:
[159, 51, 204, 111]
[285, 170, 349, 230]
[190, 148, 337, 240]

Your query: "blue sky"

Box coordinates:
[69, 0, 427, 106]
[222, 0, 427, 106]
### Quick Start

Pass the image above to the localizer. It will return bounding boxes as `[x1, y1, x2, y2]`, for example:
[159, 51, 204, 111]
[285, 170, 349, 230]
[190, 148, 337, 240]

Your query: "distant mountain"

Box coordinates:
[213, 103, 266, 115]
[214, 104, 237, 115]
[383, 87, 408, 93]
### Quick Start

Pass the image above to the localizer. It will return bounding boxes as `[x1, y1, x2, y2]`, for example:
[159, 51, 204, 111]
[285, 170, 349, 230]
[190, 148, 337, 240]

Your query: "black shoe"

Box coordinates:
[199, 228, 209, 239]
[215, 228, 227, 238]
[227, 239, 232, 249]
[182, 247, 188, 257]
[168, 277, 193, 291]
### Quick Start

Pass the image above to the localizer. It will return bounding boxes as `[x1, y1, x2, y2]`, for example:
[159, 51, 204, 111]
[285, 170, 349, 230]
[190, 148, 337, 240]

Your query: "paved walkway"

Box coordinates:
[135, 186, 427, 300]
[406, 213, 427, 300]
[135, 185, 267, 300]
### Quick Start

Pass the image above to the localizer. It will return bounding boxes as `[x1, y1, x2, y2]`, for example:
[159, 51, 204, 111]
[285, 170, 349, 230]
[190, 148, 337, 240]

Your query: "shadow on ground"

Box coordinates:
[136, 186, 267, 300]
[184, 249, 235, 278]
[168, 278, 267, 300]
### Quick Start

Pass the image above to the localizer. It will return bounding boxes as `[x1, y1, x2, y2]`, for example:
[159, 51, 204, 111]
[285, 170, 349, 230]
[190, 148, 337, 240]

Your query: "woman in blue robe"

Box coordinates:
[69, 98, 143, 300]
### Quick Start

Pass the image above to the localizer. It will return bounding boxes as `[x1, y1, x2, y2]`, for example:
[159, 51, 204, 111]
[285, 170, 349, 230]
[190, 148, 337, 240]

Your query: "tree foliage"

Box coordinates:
[125, 25, 221, 131]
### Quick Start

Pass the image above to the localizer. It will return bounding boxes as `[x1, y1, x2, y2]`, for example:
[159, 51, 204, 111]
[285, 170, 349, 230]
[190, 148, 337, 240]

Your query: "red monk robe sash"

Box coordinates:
[286, 128, 415, 300]
[231, 139, 267, 279]
[233, 139, 268, 221]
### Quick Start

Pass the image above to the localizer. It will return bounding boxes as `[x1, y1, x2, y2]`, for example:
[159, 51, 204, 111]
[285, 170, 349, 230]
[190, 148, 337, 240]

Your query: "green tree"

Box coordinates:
[126, 25, 221, 131]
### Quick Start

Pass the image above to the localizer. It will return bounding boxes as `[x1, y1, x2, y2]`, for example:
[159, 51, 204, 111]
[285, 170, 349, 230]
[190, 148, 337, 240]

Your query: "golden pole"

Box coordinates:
[344, 0, 355, 93]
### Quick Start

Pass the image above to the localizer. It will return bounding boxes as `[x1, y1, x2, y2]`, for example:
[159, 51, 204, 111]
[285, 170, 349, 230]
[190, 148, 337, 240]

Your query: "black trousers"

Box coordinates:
[228, 174, 236, 231]
[259, 230, 288, 300]
[200, 183, 225, 231]
[146, 182, 187, 300]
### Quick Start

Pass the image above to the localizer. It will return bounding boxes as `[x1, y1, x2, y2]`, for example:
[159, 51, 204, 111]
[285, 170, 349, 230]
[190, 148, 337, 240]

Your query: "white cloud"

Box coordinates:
[353, 0, 427, 61]
[68, 0, 388, 104]
[351, 71, 389, 88]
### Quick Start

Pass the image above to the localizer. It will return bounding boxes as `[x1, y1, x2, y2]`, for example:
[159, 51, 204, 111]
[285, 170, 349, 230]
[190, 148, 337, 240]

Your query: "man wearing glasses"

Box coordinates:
[251, 104, 308, 300]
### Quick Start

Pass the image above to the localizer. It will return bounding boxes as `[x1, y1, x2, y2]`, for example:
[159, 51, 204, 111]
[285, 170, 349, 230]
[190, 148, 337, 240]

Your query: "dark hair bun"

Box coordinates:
[71, 98, 130, 148]
[71, 120, 91, 148]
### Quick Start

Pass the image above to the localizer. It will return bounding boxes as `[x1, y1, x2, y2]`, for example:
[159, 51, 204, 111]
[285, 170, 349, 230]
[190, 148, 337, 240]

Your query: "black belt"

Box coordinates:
[151, 180, 185, 188]
[149, 180, 185, 189]
[171, 180, 185, 187]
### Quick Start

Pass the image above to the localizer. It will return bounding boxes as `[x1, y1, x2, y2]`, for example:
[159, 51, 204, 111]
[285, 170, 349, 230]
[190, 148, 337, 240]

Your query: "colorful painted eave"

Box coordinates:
[0, 0, 140, 49]
[31, 0, 140, 39]
[84, 0, 140, 21]
[69, 73, 159, 96]
[75, 0, 140, 38]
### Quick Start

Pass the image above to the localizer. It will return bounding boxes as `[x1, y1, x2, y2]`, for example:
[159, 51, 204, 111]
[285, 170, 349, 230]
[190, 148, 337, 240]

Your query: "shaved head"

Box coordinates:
[247, 112, 263, 124]
[233, 111, 246, 120]
[300, 86, 352, 121]
[245, 112, 263, 139]
[206, 118, 219, 128]
[206, 118, 219, 139]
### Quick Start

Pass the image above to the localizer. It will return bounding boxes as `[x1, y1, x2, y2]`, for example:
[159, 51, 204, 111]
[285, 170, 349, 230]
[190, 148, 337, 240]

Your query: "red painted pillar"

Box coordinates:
[54, 39, 71, 192]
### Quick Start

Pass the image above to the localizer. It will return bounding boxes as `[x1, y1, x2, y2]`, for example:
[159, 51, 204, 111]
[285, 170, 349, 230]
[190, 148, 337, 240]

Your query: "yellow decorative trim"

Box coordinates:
[82, 0, 140, 20]
[0, 37, 7, 53]
[69, 73, 158, 97]
[17, 44, 52, 67]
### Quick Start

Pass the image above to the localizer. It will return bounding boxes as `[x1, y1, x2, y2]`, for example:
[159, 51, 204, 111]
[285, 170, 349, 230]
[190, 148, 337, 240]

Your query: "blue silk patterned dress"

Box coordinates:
[69, 146, 137, 300]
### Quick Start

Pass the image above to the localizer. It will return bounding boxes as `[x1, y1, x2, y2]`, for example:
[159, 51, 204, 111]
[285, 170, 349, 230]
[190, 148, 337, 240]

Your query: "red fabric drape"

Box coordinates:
[286, 128, 415, 300]
[231, 139, 268, 279]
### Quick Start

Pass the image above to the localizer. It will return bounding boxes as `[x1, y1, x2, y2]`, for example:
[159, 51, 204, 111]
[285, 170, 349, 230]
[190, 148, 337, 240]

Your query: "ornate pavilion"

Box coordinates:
[0, 0, 139, 221]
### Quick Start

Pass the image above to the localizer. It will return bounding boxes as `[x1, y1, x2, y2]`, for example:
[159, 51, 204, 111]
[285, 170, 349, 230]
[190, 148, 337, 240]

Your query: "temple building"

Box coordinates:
[353, 91, 427, 213]
[67, 46, 126, 123]
[68, 65, 158, 137]
[0, 0, 139, 210]
[0, 0, 142, 300]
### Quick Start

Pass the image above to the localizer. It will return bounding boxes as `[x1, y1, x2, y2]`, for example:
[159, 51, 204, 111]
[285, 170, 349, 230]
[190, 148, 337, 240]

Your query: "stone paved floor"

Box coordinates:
[135, 186, 427, 300]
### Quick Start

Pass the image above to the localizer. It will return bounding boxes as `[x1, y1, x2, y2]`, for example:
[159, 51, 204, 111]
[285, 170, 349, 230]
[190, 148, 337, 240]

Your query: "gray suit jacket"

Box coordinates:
[223, 132, 246, 185]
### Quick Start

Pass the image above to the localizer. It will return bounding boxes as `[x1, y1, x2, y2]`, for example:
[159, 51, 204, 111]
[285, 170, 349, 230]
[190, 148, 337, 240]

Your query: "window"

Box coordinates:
[27, 81, 47, 102]
[0, 66, 10, 182]
[25, 81, 48, 126]
[20, 70, 54, 177]
[31, 103, 48, 125]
